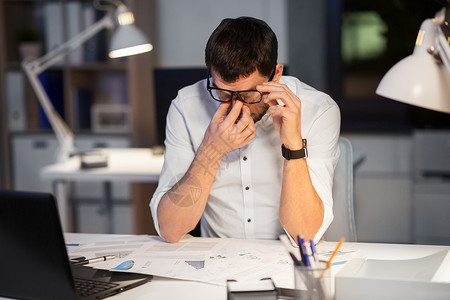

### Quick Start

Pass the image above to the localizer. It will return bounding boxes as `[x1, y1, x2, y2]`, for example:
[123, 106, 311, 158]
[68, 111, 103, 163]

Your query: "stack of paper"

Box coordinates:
[67, 235, 358, 289]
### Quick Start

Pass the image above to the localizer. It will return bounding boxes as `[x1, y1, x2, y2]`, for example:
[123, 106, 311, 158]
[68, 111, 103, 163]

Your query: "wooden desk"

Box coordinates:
[41, 148, 164, 232]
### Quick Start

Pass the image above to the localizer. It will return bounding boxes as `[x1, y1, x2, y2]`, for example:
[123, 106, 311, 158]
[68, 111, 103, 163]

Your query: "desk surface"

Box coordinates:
[64, 233, 450, 300]
[41, 148, 164, 182]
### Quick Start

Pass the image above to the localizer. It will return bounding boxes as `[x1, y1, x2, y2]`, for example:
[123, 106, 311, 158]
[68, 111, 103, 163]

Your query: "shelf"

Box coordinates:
[67, 62, 127, 72]
[5, 62, 127, 73]
[6, 61, 23, 69]
[0, 0, 131, 137]
[1, 0, 158, 217]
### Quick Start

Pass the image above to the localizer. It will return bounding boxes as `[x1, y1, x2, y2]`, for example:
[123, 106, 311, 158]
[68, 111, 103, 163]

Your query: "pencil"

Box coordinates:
[319, 237, 345, 278]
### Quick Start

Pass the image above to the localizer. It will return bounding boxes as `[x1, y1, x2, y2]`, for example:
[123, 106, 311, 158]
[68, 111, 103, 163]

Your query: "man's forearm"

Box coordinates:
[157, 142, 224, 243]
[157, 101, 256, 243]
[279, 158, 324, 242]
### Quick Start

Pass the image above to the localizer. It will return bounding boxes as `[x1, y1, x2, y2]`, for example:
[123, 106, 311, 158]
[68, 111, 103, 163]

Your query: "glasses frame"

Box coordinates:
[207, 68, 276, 104]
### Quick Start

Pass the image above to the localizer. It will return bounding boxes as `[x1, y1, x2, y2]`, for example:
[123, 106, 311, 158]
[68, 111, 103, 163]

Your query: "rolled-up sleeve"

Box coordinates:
[150, 99, 196, 236]
[305, 103, 341, 243]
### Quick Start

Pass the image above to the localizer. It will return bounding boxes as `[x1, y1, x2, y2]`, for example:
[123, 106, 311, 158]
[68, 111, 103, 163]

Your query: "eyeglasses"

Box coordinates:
[207, 68, 275, 104]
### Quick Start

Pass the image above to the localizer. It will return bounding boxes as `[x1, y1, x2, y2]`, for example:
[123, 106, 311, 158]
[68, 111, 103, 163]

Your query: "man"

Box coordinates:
[150, 17, 340, 244]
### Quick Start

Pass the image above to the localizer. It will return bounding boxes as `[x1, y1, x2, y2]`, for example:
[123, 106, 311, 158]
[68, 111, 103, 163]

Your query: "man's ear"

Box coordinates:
[272, 63, 284, 82]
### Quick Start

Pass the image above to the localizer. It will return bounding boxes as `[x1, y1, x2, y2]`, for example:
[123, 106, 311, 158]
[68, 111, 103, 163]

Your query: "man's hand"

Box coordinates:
[257, 82, 302, 150]
[203, 101, 256, 156]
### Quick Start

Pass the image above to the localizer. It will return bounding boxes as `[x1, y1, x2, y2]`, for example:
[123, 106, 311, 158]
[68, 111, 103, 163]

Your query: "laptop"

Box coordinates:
[0, 190, 152, 300]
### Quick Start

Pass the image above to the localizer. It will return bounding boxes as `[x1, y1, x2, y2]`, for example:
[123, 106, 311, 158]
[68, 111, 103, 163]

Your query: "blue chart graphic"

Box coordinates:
[113, 260, 135, 270]
[238, 251, 260, 260]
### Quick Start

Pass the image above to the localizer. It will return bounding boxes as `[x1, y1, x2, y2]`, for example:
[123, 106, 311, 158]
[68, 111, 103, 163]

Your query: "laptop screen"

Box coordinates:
[0, 190, 77, 299]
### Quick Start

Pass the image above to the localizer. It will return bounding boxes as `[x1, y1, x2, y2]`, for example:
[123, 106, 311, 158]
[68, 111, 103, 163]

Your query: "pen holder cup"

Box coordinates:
[294, 265, 334, 300]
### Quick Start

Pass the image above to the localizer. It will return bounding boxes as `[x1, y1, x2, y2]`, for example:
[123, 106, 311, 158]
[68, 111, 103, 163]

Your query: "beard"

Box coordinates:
[251, 102, 270, 123]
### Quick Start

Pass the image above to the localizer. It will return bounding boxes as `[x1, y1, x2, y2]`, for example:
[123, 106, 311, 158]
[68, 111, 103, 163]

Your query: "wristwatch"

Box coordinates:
[281, 139, 308, 160]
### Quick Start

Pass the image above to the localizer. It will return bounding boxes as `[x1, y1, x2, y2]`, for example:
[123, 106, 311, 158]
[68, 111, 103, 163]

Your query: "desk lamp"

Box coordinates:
[376, 1, 450, 114]
[22, 0, 152, 163]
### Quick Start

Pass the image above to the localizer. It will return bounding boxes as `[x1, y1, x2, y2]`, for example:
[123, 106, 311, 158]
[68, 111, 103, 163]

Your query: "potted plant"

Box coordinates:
[17, 27, 42, 61]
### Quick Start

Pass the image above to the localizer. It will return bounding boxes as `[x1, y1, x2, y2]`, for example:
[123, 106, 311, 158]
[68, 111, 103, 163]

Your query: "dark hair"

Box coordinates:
[205, 16, 278, 82]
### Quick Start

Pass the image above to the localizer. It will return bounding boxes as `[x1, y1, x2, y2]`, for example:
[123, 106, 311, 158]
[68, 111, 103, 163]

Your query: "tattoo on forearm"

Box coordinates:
[197, 143, 223, 178]
[167, 172, 202, 207]
[167, 126, 249, 207]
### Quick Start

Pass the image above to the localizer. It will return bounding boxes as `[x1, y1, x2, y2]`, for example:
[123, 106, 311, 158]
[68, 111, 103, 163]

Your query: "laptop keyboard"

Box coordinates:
[74, 278, 119, 297]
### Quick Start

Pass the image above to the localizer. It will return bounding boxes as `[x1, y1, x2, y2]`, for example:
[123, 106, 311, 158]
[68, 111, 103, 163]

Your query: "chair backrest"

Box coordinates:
[323, 137, 357, 242]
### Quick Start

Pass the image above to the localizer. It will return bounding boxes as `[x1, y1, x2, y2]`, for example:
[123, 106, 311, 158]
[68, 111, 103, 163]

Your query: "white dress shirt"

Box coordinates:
[150, 76, 341, 242]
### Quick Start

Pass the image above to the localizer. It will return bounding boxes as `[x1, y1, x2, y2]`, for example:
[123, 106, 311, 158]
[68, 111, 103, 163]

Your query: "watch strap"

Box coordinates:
[281, 139, 308, 160]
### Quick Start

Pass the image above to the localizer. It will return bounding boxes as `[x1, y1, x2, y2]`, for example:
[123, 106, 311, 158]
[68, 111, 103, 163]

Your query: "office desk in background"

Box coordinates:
[64, 233, 450, 300]
[41, 148, 164, 232]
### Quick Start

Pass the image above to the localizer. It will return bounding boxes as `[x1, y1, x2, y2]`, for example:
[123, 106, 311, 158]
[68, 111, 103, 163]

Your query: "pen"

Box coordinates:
[319, 237, 345, 277]
[309, 239, 320, 265]
[299, 237, 311, 267]
[69, 256, 86, 263]
[71, 255, 115, 265]
[279, 235, 305, 266]
[288, 252, 302, 266]
[297, 235, 310, 267]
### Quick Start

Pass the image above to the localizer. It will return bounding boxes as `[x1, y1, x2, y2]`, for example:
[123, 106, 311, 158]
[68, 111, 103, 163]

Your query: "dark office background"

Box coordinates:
[288, 0, 449, 133]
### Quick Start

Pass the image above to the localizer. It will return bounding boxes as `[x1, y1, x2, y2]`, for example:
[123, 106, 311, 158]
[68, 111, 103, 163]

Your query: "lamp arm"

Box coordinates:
[22, 14, 115, 162]
[27, 14, 114, 73]
[436, 25, 450, 75]
[22, 65, 75, 161]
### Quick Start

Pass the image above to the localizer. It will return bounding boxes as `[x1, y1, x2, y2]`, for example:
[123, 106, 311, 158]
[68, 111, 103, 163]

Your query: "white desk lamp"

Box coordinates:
[376, 3, 450, 114]
[22, 0, 152, 163]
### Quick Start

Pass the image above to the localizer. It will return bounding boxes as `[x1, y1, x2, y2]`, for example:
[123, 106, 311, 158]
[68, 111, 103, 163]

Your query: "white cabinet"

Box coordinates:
[345, 132, 450, 245]
[343, 134, 413, 243]
[413, 183, 450, 244]
[11, 133, 59, 193]
[412, 130, 450, 245]
[76, 201, 134, 234]
[354, 176, 412, 243]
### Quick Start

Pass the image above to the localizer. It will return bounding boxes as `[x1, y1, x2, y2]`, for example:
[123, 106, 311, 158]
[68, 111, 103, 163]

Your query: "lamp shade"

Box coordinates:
[376, 18, 450, 114]
[376, 54, 450, 113]
[109, 24, 153, 58]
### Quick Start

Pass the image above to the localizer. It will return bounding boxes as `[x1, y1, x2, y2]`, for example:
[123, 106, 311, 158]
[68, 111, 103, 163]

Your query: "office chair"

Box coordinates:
[323, 137, 358, 242]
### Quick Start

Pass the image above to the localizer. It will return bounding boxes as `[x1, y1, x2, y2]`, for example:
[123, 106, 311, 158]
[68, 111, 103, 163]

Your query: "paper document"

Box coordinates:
[316, 241, 358, 270]
[67, 236, 357, 288]
[68, 235, 153, 260]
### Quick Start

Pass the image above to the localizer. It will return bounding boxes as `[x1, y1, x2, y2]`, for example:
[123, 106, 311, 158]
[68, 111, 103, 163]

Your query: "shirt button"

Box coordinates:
[247, 218, 251, 223]
[243, 156, 247, 161]
[245, 186, 250, 190]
